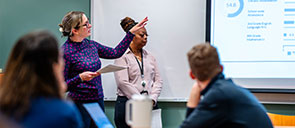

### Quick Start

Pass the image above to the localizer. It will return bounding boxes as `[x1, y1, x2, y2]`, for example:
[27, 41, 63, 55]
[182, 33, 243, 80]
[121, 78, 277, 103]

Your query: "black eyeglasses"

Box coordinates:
[81, 21, 90, 28]
[74, 21, 90, 29]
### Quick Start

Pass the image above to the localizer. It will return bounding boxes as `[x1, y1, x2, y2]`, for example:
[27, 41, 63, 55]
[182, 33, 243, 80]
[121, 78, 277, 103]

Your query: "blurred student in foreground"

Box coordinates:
[180, 43, 273, 128]
[0, 30, 83, 128]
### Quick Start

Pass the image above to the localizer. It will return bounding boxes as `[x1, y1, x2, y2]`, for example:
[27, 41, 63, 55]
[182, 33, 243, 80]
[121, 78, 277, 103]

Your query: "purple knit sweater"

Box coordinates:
[62, 32, 134, 102]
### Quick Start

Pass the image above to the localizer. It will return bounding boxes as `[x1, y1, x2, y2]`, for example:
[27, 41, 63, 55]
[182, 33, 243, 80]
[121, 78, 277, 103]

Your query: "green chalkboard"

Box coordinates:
[0, 0, 90, 70]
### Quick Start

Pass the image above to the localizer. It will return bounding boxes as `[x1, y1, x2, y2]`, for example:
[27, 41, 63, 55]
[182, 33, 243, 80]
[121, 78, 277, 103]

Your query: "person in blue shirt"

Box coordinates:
[180, 43, 273, 128]
[0, 30, 83, 128]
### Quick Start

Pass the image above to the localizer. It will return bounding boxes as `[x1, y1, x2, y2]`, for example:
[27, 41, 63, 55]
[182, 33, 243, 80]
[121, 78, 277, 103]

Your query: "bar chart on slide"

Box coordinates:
[211, 0, 295, 78]
[283, 0, 295, 56]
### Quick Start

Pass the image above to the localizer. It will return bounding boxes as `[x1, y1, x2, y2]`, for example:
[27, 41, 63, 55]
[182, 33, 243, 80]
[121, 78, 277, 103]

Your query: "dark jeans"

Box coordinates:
[114, 96, 158, 128]
[75, 99, 105, 128]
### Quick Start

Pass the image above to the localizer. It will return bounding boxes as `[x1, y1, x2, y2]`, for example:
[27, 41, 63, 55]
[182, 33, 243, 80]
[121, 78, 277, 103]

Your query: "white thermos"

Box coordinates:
[126, 94, 153, 128]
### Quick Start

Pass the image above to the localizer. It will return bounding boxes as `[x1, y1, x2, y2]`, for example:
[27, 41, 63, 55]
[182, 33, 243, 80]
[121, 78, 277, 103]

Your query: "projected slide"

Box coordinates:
[211, 0, 295, 78]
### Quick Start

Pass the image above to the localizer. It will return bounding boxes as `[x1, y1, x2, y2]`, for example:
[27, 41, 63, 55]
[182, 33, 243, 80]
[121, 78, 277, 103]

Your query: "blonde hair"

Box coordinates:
[58, 11, 84, 37]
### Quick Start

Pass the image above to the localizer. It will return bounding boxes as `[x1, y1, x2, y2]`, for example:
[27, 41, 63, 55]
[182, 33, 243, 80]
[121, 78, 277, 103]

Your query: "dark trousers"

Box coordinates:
[114, 96, 130, 128]
[114, 96, 158, 128]
[75, 99, 105, 128]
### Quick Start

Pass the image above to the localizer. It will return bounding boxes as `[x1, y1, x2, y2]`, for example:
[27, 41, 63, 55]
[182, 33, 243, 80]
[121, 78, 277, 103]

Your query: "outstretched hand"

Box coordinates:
[129, 17, 148, 34]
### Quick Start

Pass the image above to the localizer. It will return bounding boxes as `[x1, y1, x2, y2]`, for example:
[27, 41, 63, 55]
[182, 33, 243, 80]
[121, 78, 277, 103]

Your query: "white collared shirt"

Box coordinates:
[114, 48, 163, 102]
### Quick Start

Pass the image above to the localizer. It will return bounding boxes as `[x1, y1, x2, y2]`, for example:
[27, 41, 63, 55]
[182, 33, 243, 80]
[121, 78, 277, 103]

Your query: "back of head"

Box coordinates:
[187, 43, 221, 81]
[0, 30, 61, 120]
[59, 11, 85, 37]
[120, 17, 138, 32]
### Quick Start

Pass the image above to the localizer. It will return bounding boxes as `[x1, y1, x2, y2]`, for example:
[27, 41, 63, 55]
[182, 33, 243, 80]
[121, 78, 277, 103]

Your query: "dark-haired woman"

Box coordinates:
[59, 11, 148, 128]
[114, 17, 163, 128]
[0, 30, 83, 128]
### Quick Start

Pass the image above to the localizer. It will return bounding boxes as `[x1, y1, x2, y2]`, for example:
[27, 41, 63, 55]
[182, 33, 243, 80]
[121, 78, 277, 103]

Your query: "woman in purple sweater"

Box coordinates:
[59, 11, 148, 128]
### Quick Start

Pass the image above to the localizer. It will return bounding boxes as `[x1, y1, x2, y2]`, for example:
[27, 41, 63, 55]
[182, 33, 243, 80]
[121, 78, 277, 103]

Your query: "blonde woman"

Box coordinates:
[59, 11, 148, 128]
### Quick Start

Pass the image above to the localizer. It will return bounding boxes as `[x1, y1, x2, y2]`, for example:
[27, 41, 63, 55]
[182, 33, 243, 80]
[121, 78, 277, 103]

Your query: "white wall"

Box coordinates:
[91, 0, 295, 101]
[91, 0, 206, 101]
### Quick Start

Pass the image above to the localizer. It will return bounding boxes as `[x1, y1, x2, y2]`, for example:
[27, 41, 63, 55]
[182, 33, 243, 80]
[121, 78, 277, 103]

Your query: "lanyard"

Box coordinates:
[129, 47, 147, 94]
[129, 47, 144, 79]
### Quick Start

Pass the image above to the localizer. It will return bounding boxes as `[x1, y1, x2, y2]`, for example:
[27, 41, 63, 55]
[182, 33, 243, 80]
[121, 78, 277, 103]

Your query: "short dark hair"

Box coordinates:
[187, 43, 221, 81]
[0, 30, 61, 120]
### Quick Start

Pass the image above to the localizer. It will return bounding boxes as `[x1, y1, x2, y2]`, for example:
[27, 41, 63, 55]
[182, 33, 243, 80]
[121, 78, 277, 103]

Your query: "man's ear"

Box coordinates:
[220, 65, 223, 72]
[190, 70, 195, 79]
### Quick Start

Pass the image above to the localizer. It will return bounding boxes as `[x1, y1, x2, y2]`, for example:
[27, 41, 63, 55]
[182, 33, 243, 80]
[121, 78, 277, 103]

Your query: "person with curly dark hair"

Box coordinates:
[114, 17, 163, 128]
